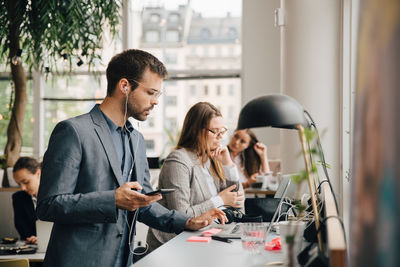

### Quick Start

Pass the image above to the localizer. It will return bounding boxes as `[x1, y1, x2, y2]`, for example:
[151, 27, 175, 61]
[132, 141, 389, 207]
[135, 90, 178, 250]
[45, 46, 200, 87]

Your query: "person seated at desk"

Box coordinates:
[11, 157, 41, 244]
[227, 129, 271, 189]
[147, 102, 245, 252]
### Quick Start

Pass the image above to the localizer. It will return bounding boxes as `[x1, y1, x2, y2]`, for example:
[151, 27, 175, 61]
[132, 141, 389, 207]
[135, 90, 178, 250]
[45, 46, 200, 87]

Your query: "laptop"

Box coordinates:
[36, 220, 53, 253]
[274, 174, 292, 198]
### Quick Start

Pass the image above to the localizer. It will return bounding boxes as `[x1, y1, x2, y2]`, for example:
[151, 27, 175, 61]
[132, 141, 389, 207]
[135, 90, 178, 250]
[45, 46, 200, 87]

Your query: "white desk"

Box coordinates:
[0, 252, 45, 262]
[132, 229, 285, 267]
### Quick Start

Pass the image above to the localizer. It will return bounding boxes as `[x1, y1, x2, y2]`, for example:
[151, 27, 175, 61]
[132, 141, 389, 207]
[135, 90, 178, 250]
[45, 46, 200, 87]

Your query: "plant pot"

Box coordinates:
[0, 169, 4, 187]
[7, 167, 19, 187]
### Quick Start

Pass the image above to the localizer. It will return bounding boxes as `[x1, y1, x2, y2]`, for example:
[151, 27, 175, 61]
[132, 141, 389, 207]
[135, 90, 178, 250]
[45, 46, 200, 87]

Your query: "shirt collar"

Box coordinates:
[100, 110, 134, 134]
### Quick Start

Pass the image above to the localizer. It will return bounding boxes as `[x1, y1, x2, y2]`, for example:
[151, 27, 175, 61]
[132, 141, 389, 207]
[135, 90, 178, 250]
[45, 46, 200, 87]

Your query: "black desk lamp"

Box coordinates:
[237, 94, 322, 250]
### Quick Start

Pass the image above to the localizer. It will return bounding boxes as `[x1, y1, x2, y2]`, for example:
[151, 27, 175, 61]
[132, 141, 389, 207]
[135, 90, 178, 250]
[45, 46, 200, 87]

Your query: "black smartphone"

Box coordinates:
[145, 188, 176, 196]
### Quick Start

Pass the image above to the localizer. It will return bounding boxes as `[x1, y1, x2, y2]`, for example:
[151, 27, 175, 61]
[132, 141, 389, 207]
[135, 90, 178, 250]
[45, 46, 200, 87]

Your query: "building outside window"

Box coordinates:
[203, 85, 209, 96]
[166, 30, 179, 42]
[166, 95, 177, 106]
[228, 84, 235, 96]
[190, 85, 196, 96]
[145, 31, 160, 43]
[216, 85, 221, 96]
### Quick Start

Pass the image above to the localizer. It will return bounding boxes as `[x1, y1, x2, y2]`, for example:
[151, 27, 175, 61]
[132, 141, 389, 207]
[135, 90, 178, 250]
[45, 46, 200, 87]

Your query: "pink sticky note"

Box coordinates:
[264, 237, 282, 251]
[202, 228, 222, 235]
[187, 236, 212, 242]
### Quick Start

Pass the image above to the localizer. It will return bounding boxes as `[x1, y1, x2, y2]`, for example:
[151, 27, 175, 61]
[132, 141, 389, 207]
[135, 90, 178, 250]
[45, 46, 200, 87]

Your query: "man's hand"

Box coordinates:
[115, 182, 162, 211]
[25, 235, 38, 245]
[186, 208, 228, 231]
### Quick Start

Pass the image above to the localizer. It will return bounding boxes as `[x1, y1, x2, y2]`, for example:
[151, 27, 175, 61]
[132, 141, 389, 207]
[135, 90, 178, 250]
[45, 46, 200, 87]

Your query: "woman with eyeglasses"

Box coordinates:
[146, 102, 244, 252]
[227, 129, 271, 189]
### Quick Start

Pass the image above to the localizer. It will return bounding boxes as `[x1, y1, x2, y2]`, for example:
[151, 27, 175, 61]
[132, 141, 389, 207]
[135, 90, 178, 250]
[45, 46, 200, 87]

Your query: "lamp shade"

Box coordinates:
[237, 94, 308, 130]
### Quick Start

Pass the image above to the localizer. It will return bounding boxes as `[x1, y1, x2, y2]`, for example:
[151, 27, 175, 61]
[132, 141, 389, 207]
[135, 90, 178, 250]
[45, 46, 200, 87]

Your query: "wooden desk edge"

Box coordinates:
[0, 187, 19, 192]
[322, 181, 346, 267]
[244, 189, 275, 195]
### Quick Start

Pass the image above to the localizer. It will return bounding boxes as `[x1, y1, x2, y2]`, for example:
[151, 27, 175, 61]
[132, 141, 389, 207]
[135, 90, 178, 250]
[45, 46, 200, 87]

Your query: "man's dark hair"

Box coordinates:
[106, 49, 168, 96]
[13, 157, 41, 174]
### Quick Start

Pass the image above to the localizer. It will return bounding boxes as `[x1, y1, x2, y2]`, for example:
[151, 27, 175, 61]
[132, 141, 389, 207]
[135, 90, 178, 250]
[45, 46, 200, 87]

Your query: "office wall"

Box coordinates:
[242, 0, 281, 158]
[243, 0, 342, 196]
[280, 0, 341, 198]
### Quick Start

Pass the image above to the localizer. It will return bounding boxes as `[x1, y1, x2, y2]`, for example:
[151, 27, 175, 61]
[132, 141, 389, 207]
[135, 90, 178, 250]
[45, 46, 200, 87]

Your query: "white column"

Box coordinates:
[122, 0, 131, 50]
[32, 70, 44, 158]
[242, 0, 281, 157]
[280, 0, 342, 205]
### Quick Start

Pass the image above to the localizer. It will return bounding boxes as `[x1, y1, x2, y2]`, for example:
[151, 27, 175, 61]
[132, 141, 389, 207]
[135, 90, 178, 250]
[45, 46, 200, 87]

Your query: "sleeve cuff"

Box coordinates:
[211, 196, 224, 208]
[223, 165, 240, 181]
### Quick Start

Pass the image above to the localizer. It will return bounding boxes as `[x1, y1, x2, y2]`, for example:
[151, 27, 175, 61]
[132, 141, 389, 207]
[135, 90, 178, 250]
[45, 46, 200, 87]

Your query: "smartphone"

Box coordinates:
[145, 188, 176, 196]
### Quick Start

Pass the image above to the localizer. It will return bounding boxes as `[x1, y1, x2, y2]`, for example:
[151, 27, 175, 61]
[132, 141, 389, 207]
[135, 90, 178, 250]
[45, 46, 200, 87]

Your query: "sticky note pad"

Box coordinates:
[187, 236, 212, 242]
[202, 228, 222, 235]
[264, 236, 281, 251]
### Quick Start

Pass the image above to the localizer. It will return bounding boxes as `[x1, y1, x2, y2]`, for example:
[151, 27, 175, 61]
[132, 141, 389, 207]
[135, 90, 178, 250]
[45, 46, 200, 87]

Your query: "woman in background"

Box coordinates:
[12, 157, 41, 244]
[228, 129, 270, 188]
[147, 102, 244, 252]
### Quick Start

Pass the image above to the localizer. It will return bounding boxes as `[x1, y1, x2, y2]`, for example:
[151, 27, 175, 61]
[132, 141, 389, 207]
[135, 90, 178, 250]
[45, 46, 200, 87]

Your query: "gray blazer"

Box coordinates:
[36, 105, 188, 267]
[146, 148, 242, 252]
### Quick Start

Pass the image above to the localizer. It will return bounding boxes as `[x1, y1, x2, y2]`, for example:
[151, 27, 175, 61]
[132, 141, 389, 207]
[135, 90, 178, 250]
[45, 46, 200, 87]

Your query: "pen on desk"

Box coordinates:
[211, 236, 232, 243]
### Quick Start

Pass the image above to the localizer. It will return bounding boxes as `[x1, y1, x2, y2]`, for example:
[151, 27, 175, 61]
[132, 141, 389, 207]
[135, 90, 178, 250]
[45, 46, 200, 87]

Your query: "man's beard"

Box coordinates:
[126, 101, 152, 121]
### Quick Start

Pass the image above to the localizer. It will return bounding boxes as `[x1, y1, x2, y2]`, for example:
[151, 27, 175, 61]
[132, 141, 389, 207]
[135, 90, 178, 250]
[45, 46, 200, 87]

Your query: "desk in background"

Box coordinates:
[244, 187, 276, 198]
[132, 229, 284, 267]
[0, 253, 44, 262]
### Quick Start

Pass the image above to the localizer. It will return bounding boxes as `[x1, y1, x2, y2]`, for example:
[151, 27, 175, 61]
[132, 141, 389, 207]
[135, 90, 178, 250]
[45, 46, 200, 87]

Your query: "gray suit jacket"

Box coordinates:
[146, 148, 242, 252]
[37, 105, 189, 267]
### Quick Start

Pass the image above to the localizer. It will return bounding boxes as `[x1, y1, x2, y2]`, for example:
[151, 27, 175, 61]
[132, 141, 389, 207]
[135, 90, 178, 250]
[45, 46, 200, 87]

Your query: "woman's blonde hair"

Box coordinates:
[176, 102, 225, 182]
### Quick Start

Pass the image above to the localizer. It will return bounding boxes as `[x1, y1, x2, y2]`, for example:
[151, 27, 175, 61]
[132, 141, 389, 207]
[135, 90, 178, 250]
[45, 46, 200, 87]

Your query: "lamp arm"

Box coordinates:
[297, 124, 323, 252]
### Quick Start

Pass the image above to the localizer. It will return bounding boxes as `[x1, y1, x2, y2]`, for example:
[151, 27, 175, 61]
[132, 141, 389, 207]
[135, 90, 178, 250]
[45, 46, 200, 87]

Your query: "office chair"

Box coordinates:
[0, 259, 29, 267]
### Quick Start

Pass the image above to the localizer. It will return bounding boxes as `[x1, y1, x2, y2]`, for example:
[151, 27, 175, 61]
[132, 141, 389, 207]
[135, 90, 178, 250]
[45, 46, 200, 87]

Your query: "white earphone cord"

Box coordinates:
[123, 92, 148, 256]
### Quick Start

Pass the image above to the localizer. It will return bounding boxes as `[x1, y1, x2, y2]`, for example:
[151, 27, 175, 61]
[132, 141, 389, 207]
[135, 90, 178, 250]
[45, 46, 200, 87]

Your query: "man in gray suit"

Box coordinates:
[37, 49, 226, 267]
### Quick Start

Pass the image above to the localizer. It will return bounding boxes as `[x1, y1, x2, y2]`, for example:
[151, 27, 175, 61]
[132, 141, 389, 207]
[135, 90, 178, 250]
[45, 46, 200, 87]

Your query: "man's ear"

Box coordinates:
[118, 79, 130, 95]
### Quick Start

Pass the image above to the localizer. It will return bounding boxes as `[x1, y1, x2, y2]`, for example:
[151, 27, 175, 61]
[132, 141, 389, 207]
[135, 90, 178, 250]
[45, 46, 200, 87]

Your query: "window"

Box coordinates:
[166, 96, 177, 106]
[216, 85, 221, 96]
[166, 30, 179, 42]
[166, 117, 177, 129]
[145, 31, 160, 43]
[203, 85, 209, 95]
[201, 28, 211, 39]
[216, 46, 221, 57]
[228, 105, 235, 119]
[165, 53, 178, 64]
[149, 13, 160, 23]
[20, 0, 242, 159]
[145, 140, 155, 151]
[147, 117, 155, 128]
[228, 84, 234, 96]
[190, 85, 196, 96]
[203, 46, 209, 57]
[168, 13, 180, 23]
[227, 27, 237, 38]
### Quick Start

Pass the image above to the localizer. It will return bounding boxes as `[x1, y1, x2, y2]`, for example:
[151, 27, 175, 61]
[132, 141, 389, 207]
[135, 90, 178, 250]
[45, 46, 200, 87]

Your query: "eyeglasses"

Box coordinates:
[207, 127, 228, 137]
[129, 79, 163, 99]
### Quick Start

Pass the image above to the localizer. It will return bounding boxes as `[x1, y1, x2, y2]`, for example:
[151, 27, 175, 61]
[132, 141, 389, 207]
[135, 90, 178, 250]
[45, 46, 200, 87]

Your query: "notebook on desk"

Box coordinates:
[36, 220, 53, 253]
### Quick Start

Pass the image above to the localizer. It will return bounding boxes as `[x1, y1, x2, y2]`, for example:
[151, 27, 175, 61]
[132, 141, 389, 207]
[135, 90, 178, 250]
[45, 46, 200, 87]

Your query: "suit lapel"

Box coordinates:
[90, 105, 124, 186]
